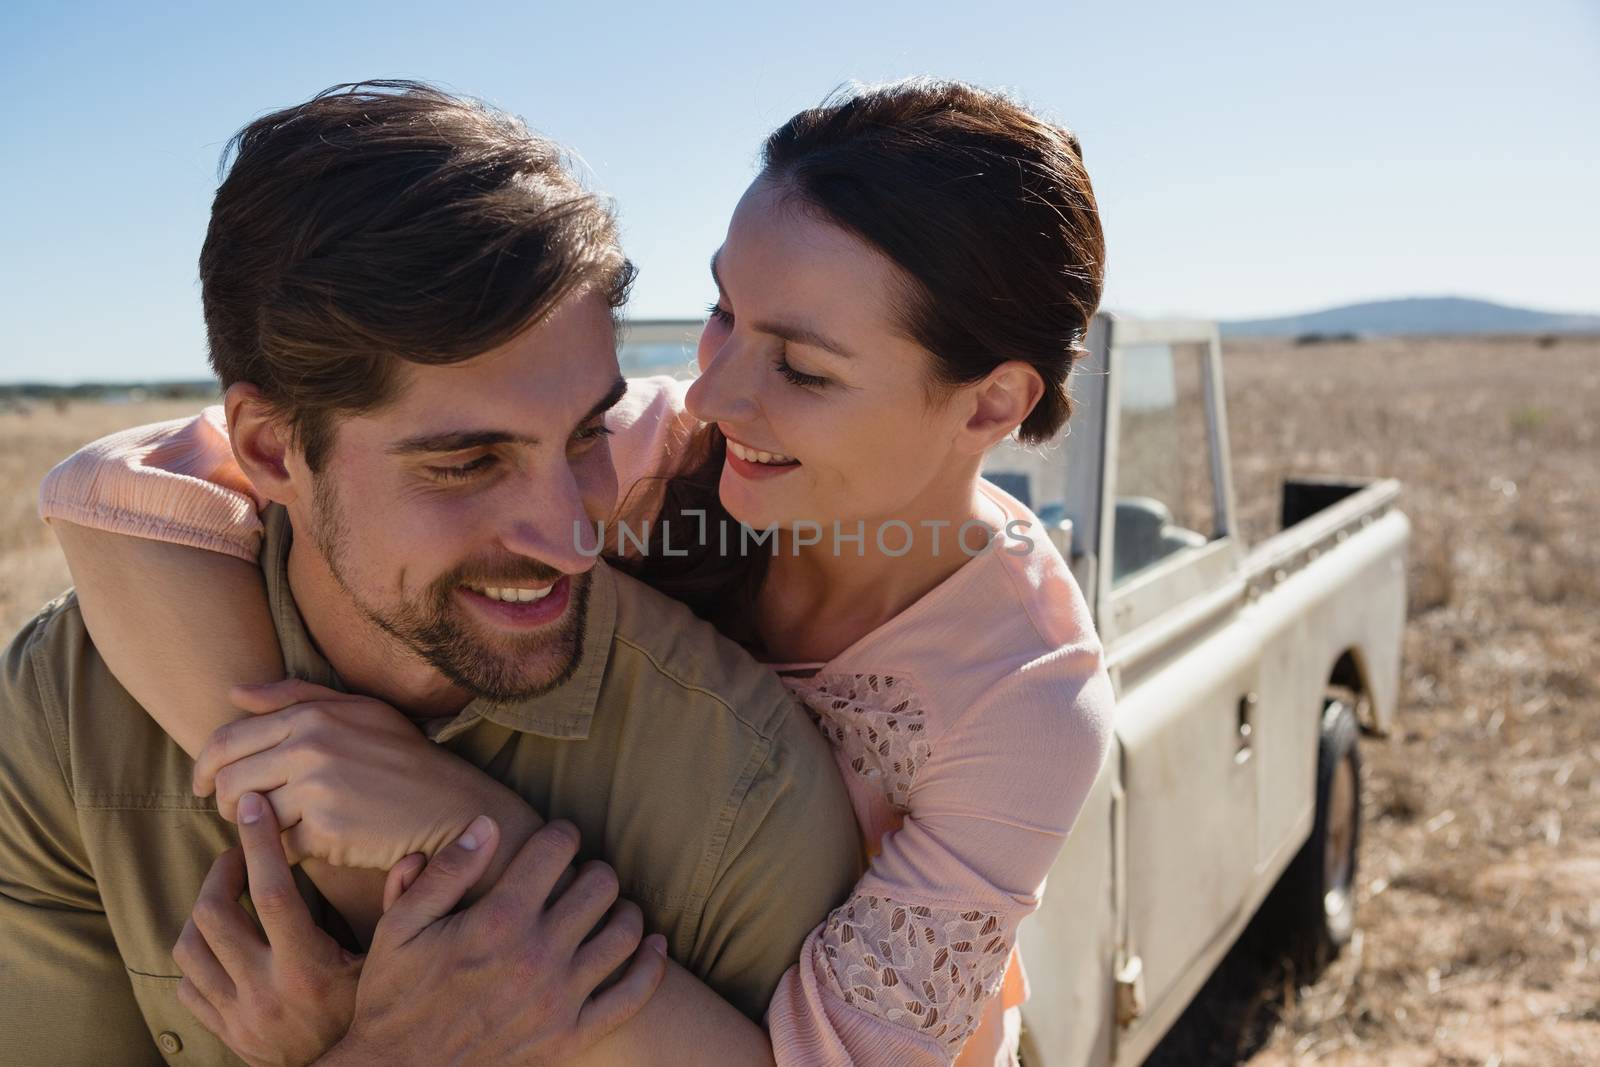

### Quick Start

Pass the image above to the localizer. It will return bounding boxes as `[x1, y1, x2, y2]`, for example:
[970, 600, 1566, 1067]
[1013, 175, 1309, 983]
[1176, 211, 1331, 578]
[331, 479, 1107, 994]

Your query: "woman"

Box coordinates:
[42, 78, 1112, 1066]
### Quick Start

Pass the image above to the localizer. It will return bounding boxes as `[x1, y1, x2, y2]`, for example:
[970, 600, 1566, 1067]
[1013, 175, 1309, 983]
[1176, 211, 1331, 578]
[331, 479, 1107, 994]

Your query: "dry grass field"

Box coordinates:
[1202, 335, 1600, 1066]
[1, 335, 1596, 1064]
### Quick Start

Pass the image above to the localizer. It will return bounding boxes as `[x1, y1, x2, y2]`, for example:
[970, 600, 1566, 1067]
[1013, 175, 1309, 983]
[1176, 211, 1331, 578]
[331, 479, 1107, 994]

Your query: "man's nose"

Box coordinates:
[496, 469, 603, 576]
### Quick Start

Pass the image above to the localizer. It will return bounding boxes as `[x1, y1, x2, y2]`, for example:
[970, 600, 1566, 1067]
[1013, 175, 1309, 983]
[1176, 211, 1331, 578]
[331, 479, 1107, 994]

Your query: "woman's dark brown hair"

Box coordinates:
[624, 78, 1105, 644]
[767, 77, 1104, 442]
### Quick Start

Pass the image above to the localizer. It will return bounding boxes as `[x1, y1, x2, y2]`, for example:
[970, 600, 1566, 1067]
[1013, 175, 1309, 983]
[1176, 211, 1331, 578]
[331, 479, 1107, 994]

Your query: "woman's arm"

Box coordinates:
[42, 426, 555, 919]
[38, 379, 696, 751]
[49, 524, 398, 937]
[50, 521, 280, 757]
[760, 659, 1118, 1066]
[40, 429, 779, 1066]
[574, 962, 774, 1067]
[38, 405, 274, 753]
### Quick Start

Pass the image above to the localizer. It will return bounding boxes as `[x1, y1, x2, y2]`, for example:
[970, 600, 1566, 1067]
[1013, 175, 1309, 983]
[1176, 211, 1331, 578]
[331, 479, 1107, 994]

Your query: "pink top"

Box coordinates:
[38, 377, 1115, 1067]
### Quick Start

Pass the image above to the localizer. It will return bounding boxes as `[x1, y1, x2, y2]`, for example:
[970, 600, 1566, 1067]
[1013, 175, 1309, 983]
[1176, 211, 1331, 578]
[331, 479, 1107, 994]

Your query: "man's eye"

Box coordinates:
[428, 455, 498, 481]
[573, 424, 615, 444]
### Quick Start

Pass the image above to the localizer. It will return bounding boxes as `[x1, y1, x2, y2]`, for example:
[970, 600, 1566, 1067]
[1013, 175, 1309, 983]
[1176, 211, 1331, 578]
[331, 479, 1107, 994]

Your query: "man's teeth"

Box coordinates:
[471, 585, 555, 603]
[728, 441, 796, 465]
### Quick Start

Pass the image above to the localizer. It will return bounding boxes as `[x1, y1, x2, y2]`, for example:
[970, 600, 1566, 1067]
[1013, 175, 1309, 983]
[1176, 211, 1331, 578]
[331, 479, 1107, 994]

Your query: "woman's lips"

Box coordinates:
[724, 433, 801, 481]
[726, 449, 802, 481]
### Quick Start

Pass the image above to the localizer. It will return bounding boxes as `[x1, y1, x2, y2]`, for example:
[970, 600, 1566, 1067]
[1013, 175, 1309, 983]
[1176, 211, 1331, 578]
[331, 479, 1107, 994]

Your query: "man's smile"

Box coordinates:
[457, 575, 572, 629]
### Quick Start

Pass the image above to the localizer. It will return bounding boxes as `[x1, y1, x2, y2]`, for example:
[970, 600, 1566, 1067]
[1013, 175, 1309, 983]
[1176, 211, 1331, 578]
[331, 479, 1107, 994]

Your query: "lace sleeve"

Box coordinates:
[768, 656, 1114, 1064]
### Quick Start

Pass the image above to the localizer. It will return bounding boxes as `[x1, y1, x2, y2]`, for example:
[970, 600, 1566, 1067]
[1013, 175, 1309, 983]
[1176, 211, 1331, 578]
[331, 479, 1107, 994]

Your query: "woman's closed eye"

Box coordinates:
[773, 354, 828, 389]
[705, 299, 827, 387]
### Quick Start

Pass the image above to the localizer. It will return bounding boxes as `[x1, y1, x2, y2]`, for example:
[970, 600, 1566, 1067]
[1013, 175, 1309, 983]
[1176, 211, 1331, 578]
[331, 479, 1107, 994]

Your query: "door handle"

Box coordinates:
[1235, 692, 1257, 763]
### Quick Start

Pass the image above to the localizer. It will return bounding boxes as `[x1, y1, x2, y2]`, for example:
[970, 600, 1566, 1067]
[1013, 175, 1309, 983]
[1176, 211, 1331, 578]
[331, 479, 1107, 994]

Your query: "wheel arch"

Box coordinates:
[1326, 646, 1379, 732]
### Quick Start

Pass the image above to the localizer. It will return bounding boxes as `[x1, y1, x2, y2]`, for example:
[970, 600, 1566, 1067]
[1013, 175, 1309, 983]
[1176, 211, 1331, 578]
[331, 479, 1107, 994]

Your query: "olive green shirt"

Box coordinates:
[0, 505, 861, 1065]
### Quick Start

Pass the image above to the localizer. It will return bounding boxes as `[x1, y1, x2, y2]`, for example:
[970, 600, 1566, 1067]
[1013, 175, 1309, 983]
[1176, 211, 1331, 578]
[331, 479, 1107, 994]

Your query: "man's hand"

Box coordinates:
[192, 678, 524, 871]
[328, 817, 668, 1066]
[173, 792, 362, 1067]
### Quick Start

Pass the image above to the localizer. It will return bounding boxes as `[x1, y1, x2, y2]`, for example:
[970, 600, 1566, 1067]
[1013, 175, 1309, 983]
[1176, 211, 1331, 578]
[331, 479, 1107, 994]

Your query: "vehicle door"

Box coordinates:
[1098, 322, 1264, 1044]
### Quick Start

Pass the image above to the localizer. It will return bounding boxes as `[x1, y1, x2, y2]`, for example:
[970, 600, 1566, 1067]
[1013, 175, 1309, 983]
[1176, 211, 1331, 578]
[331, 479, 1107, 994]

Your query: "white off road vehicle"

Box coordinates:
[980, 315, 1408, 1066]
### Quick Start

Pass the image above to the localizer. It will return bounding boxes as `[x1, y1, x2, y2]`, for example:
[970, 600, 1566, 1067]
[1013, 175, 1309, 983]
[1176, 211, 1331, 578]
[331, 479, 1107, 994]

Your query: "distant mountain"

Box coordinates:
[1221, 297, 1600, 338]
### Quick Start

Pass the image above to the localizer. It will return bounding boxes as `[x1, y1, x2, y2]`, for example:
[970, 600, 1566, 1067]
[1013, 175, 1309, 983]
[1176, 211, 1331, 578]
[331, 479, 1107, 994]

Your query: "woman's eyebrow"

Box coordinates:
[752, 319, 856, 359]
[711, 250, 855, 359]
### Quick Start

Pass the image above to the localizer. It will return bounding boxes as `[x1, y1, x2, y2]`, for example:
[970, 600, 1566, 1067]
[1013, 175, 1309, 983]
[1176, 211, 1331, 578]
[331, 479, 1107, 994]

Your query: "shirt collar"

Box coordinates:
[260, 504, 614, 742]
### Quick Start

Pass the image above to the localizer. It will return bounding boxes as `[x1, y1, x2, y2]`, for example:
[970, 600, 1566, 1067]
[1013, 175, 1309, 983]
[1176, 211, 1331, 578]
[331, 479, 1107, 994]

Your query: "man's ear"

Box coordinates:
[224, 383, 301, 505]
[955, 362, 1045, 455]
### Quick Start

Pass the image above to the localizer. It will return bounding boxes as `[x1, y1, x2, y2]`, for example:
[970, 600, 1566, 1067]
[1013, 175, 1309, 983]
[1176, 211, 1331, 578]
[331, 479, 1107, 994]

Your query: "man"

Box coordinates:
[0, 81, 860, 1064]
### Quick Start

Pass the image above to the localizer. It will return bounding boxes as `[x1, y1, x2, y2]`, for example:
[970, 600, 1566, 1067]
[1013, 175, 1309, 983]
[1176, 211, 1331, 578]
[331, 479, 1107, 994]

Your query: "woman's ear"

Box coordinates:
[958, 362, 1045, 454]
[223, 383, 300, 505]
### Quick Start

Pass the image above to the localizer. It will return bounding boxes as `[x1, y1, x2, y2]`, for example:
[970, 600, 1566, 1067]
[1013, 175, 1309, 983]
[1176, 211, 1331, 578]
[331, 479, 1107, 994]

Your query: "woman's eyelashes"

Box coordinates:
[773, 355, 828, 388]
[706, 299, 827, 388]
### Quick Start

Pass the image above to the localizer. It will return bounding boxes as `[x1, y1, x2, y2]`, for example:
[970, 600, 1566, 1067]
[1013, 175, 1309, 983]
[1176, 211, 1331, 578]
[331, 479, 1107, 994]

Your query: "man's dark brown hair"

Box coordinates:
[200, 80, 634, 470]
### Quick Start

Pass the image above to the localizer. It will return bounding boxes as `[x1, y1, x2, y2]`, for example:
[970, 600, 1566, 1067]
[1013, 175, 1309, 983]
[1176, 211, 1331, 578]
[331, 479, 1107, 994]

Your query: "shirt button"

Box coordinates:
[158, 1030, 183, 1054]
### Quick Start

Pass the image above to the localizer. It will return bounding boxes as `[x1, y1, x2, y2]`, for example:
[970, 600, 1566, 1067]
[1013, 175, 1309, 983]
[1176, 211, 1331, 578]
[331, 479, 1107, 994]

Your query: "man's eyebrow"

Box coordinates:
[584, 375, 630, 424]
[710, 250, 854, 359]
[388, 429, 533, 455]
[387, 376, 629, 455]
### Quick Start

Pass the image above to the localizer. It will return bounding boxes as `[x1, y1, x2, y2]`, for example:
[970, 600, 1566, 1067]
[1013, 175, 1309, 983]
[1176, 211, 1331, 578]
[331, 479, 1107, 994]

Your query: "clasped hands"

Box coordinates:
[170, 678, 667, 1067]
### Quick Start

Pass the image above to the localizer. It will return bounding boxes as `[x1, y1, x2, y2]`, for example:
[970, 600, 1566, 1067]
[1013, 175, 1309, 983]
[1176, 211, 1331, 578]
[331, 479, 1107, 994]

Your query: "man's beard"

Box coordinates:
[310, 477, 589, 703]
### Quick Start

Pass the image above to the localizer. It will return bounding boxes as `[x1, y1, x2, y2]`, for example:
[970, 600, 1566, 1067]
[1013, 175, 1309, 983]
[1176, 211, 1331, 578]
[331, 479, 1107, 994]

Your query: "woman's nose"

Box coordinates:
[685, 340, 759, 425]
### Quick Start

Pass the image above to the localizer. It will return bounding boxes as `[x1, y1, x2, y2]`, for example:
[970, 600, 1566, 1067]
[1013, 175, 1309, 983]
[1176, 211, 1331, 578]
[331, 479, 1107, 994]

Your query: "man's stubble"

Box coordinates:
[308, 473, 589, 703]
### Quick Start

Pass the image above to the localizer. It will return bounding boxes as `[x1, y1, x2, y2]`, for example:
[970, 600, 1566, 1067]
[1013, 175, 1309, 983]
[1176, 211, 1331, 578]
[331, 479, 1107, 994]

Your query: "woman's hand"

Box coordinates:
[175, 793, 362, 1067]
[193, 678, 518, 872]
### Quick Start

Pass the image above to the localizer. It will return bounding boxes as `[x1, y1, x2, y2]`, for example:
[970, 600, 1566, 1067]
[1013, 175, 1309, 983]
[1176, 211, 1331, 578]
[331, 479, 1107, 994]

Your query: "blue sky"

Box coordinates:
[2, 0, 1596, 383]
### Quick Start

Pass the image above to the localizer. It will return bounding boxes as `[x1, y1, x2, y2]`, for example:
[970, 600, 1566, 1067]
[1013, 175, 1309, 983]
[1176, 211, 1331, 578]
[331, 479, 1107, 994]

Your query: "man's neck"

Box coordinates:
[284, 533, 472, 722]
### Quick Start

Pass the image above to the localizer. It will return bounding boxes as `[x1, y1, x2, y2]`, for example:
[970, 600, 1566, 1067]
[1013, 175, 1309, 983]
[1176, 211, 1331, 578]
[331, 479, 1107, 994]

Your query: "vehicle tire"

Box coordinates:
[1265, 697, 1362, 978]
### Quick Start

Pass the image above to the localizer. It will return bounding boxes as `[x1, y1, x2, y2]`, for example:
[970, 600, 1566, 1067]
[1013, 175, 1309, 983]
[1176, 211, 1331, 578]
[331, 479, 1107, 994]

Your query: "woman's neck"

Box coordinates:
[754, 473, 1001, 664]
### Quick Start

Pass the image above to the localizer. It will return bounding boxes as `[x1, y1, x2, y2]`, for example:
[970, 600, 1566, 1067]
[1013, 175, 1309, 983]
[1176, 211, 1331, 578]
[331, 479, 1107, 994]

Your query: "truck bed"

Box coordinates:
[1244, 477, 1403, 604]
